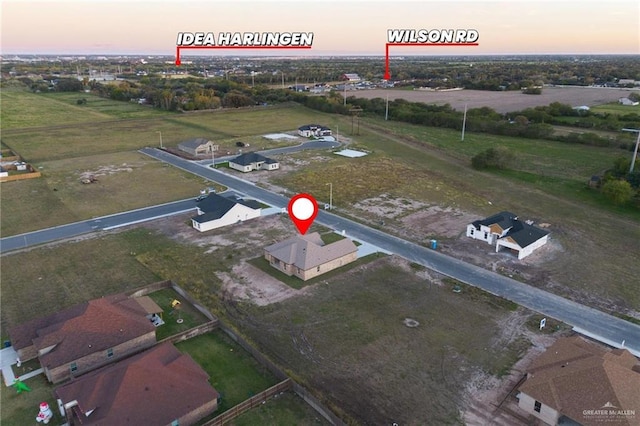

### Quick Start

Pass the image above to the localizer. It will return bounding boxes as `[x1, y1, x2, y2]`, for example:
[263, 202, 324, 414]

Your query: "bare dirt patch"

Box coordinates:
[77, 162, 144, 180]
[352, 87, 639, 113]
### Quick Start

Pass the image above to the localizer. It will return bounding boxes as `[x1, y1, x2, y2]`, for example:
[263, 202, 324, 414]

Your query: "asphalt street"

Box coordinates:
[2, 146, 639, 356]
[140, 147, 640, 356]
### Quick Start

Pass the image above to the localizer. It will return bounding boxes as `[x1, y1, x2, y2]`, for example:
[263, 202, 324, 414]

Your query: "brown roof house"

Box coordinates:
[8, 294, 161, 384]
[517, 336, 640, 426]
[264, 232, 358, 281]
[55, 342, 219, 426]
[177, 138, 217, 157]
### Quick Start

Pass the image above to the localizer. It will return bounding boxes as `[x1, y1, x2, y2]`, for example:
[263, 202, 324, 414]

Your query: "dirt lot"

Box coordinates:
[139, 207, 567, 425]
[351, 86, 639, 113]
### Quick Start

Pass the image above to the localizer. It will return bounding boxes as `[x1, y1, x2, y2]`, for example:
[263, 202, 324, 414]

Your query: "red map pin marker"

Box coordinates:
[287, 193, 318, 235]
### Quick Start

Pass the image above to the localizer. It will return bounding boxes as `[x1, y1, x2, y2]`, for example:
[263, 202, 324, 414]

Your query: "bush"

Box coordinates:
[601, 179, 634, 205]
[471, 147, 515, 170]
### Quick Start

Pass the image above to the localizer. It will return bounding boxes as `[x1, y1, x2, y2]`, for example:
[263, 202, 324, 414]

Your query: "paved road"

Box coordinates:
[140, 147, 640, 356]
[0, 199, 197, 253]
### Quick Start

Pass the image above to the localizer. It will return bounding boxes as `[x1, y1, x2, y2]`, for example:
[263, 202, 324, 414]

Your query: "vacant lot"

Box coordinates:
[0, 213, 550, 425]
[350, 86, 639, 113]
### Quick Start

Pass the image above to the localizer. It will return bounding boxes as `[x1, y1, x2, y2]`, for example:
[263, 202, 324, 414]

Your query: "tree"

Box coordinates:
[601, 179, 634, 205]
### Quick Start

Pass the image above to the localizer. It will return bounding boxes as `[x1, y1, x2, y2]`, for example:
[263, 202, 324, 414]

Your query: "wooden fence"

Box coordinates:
[203, 379, 293, 426]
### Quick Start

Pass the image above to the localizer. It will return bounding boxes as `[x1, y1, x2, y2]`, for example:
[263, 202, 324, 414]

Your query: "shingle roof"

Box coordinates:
[178, 138, 210, 149]
[471, 211, 549, 248]
[519, 336, 640, 426]
[230, 152, 274, 166]
[9, 294, 156, 368]
[55, 343, 219, 426]
[265, 232, 357, 270]
[193, 193, 261, 223]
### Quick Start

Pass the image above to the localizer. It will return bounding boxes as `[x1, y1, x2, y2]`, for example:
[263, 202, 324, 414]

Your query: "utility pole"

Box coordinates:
[622, 128, 640, 172]
[461, 103, 468, 141]
[326, 182, 333, 210]
[385, 93, 389, 121]
[157, 131, 163, 149]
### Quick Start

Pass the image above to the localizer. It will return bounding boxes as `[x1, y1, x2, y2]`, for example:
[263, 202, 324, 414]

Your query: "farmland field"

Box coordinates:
[348, 86, 640, 113]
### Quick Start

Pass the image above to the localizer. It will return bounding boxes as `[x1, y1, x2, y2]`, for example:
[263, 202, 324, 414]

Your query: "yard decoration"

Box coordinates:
[13, 378, 31, 393]
[36, 401, 54, 424]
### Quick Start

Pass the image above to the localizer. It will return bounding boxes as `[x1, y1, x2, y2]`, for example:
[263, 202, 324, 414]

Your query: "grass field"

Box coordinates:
[0, 375, 57, 426]
[175, 332, 279, 413]
[229, 391, 329, 426]
[0, 151, 207, 236]
[147, 287, 211, 341]
[591, 102, 640, 115]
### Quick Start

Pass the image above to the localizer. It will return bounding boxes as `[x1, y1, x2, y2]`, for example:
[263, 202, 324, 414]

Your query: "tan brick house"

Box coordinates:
[264, 232, 358, 281]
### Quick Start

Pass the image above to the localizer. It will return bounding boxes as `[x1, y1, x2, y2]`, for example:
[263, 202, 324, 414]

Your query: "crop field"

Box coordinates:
[349, 86, 640, 113]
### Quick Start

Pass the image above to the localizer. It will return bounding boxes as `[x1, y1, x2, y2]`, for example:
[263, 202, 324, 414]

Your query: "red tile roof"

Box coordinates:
[55, 343, 219, 425]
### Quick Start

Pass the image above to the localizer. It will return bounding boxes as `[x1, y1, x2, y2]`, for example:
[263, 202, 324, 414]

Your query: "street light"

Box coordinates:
[157, 131, 163, 149]
[326, 182, 332, 210]
[622, 128, 640, 173]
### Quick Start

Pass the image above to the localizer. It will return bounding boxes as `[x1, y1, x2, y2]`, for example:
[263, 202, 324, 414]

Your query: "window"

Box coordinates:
[70, 363, 77, 373]
[317, 266, 321, 272]
[107, 348, 114, 358]
[470, 229, 474, 235]
[484, 232, 488, 239]
[534, 400, 542, 413]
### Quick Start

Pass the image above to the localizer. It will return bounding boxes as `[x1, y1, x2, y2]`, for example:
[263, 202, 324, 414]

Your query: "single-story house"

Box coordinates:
[0, 166, 8, 178]
[517, 336, 640, 426]
[264, 232, 358, 281]
[341, 73, 361, 82]
[8, 293, 160, 383]
[619, 97, 639, 106]
[298, 124, 332, 138]
[466, 211, 549, 260]
[228, 152, 279, 172]
[178, 138, 217, 156]
[55, 342, 219, 426]
[191, 193, 261, 232]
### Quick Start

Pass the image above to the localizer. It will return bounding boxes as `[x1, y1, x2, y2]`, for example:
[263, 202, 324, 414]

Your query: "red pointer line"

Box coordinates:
[384, 42, 479, 80]
[176, 45, 312, 65]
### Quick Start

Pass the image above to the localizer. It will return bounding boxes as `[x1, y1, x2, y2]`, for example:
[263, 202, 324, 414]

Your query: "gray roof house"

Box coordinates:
[466, 211, 550, 260]
[229, 152, 279, 173]
[191, 193, 261, 232]
[178, 138, 217, 157]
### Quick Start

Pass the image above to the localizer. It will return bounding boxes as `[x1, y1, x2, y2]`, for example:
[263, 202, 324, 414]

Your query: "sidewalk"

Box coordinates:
[0, 346, 44, 386]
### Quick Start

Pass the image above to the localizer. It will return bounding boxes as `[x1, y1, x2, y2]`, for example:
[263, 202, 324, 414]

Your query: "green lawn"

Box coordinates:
[591, 102, 640, 116]
[0, 375, 57, 426]
[39, 91, 172, 119]
[229, 392, 329, 426]
[146, 287, 211, 341]
[175, 332, 279, 413]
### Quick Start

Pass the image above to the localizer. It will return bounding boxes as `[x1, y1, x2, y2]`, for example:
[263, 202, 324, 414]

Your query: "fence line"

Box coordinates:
[203, 379, 293, 426]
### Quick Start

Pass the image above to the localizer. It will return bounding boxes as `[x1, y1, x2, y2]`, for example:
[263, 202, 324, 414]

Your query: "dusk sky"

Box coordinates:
[2, 0, 639, 56]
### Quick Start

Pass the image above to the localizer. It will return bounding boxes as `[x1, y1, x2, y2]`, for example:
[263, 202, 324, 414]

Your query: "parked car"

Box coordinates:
[235, 141, 245, 147]
[195, 195, 207, 202]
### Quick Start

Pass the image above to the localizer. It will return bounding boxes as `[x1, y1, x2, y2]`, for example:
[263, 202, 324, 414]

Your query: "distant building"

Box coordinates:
[229, 152, 279, 173]
[191, 193, 261, 232]
[264, 232, 358, 281]
[55, 343, 219, 426]
[178, 138, 217, 157]
[341, 73, 361, 82]
[466, 211, 549, 260]
[619, 97, 639, 106]
[298, 124, 332, 138]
